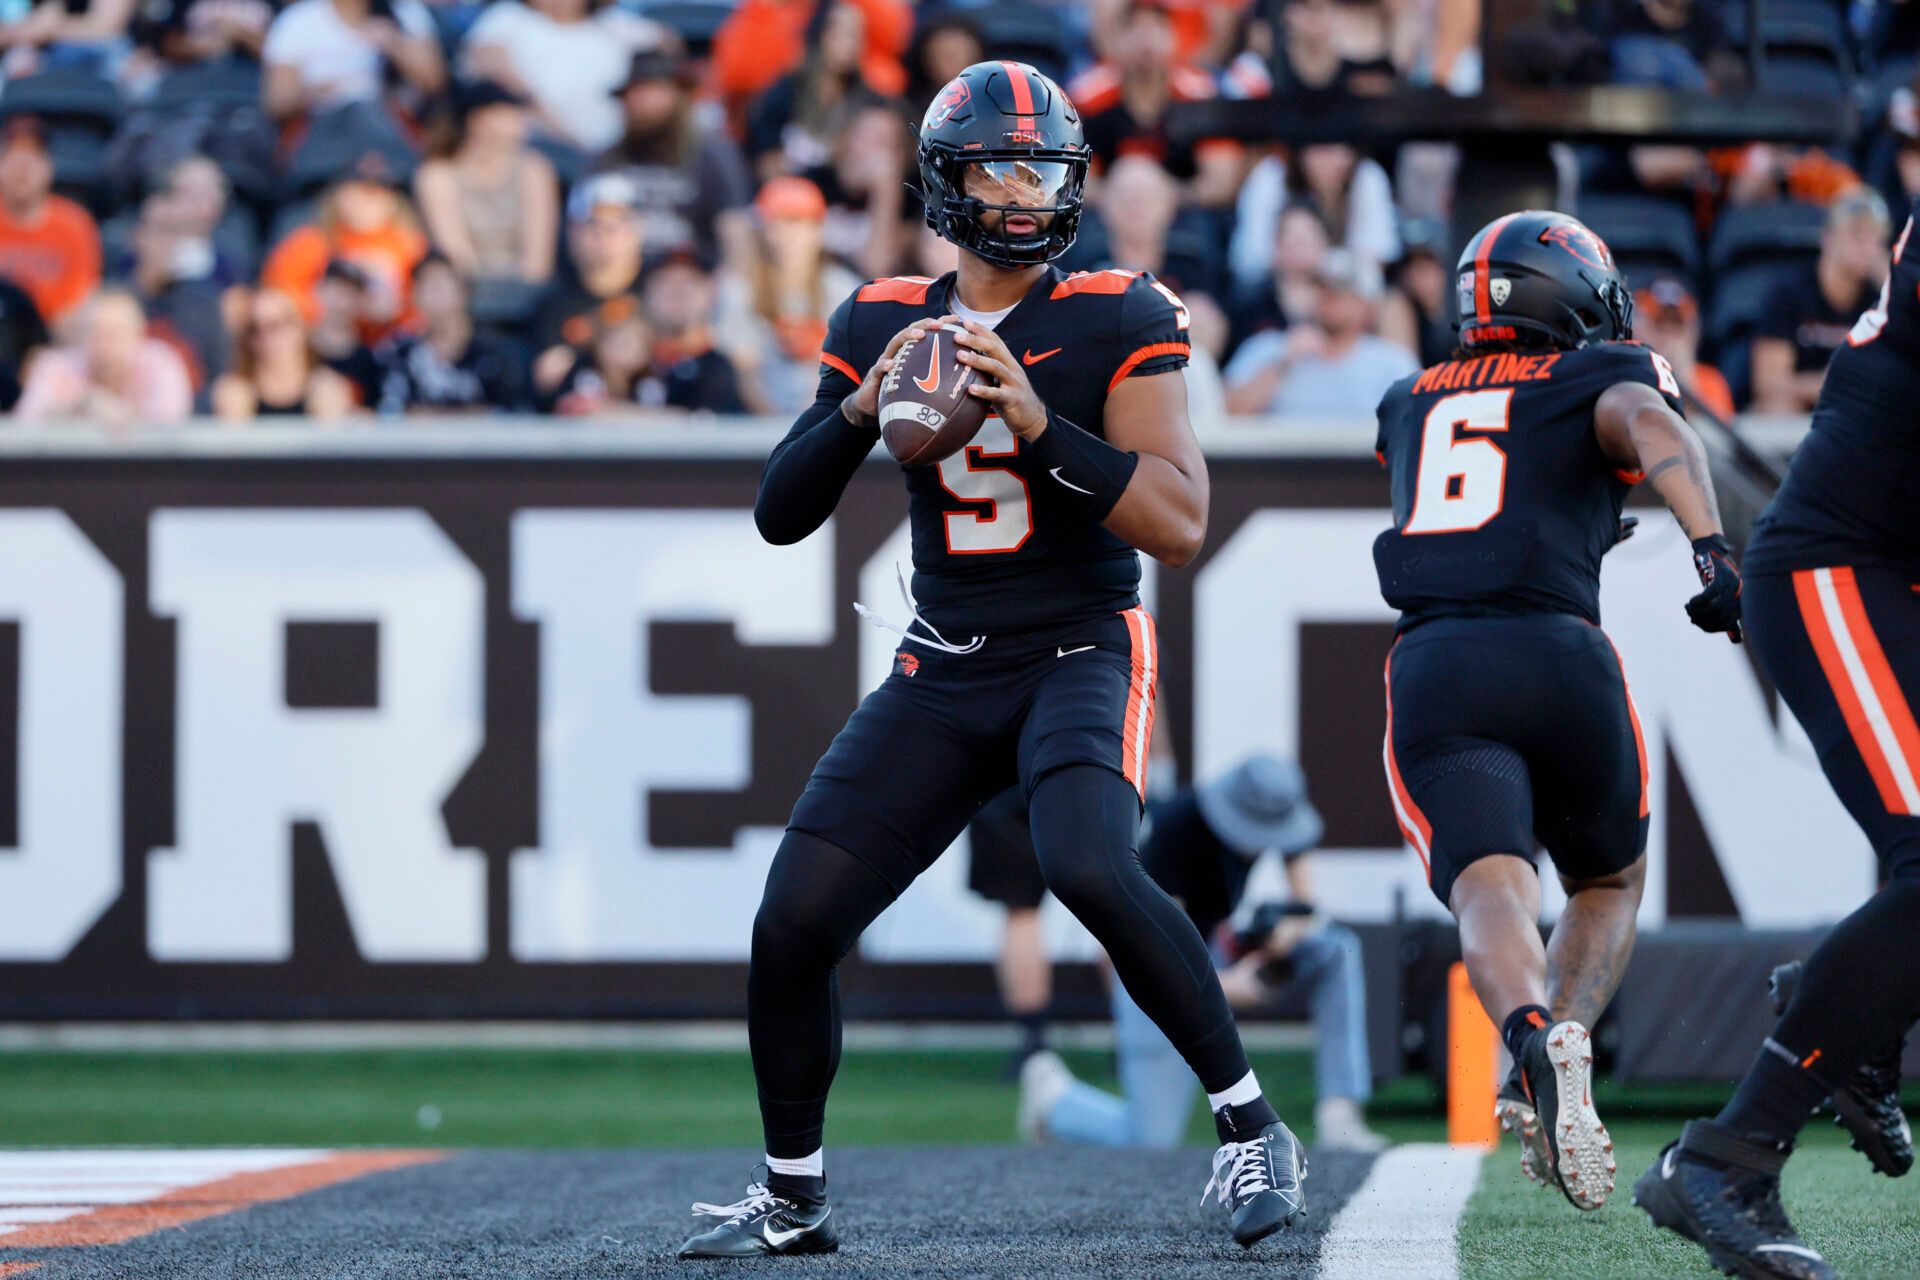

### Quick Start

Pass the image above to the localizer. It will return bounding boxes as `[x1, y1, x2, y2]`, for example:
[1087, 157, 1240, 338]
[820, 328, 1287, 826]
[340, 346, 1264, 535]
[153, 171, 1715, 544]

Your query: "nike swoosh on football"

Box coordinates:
[1057, 644, 1096, 657]
[764, 1208, 829, 1247]
[1050, 467, 1094, 495]
[913, 333, 942, 394]
[1023, 347, 1062, 366]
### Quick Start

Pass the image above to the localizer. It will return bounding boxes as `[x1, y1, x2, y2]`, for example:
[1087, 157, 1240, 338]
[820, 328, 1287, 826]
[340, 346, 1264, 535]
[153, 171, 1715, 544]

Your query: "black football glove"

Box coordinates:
[1686, 533, 1743, 644]
[1609, 516, 1640, 551]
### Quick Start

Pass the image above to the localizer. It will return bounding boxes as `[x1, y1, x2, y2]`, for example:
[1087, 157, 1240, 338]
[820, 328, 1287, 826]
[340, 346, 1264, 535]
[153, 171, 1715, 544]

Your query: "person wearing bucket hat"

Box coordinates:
[1019, 754, 1386, 1155]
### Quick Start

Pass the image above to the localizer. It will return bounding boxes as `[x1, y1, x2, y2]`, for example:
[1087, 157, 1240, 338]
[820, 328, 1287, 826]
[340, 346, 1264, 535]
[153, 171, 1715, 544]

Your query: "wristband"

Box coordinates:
[1022, 409, 1139, 520]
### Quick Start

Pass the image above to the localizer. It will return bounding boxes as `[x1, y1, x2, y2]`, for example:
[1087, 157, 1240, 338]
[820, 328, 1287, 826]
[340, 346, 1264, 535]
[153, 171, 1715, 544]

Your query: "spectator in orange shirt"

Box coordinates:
[0, 117, 101, 328]
[709, 0, 907, 125]
[745, 2, 901, 183]
[260, 150, 428, 343]
[1634, 276, 1735, 421]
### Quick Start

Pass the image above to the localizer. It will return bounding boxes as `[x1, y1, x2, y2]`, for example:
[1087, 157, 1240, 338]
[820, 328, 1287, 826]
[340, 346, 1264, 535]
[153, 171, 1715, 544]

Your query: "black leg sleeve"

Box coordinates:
[1027, 765, 1255, 1095]
[748, 830, 898, 1159]
[1720, 873, 1920, 1144]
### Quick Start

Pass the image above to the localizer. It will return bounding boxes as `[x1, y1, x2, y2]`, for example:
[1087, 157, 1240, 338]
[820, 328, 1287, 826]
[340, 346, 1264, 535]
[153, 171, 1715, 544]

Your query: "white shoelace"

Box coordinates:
[690, 1182, 783, 1223]
[853, 563, 985, 655]
[1202, 1140, 1274, 1207]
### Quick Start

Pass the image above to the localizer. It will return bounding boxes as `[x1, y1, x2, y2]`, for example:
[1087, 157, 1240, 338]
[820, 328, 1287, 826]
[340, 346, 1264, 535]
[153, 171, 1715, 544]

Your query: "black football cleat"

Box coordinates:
[678, 1168, 838, 1260]
[1202, 1120, 1307, 1248]
[1518, 1020, 1615, 1210]
[1495, 1058, 1554, 1191]
[1770, 960, 1913, 1177]
[1634, 1119, 1835, 1280]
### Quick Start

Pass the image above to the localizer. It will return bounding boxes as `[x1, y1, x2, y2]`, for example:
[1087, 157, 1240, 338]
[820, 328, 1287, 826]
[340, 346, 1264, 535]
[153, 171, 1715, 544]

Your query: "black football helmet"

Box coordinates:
[918, 61, 1091, 269]
[1454, 210, 1634, 351]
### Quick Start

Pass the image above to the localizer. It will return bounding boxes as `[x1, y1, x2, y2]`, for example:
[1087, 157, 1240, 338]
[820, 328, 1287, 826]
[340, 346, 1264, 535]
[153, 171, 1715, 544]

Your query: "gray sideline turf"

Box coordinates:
[5, 1146, 1378, 1279]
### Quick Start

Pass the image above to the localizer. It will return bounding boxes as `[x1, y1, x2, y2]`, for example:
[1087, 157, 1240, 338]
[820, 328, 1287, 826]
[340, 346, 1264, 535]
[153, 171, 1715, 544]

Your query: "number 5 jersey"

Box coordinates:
[807, 266, 1190, 635]
[1372, 340, 1685, 629]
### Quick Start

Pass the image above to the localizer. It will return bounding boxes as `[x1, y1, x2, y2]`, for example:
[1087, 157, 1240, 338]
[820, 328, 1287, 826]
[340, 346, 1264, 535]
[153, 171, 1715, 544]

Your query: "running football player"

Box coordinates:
[1635, 201, 1920, 1280]
[1374, 211, 1742, 1212]
[679, 61, 1304, 1259]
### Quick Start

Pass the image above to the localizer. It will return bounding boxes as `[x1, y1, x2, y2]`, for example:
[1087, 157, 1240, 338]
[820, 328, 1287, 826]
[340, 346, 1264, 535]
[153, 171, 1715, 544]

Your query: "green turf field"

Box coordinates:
[0, 1046, 1436, 1148]
[1461, 1123, 1920, 1280]
[4, 1047, 1917, 1276]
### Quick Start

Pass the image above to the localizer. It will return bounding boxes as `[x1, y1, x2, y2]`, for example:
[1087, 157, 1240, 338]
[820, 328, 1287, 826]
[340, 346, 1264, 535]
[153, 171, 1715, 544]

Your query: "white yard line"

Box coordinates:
[1318, 1144, 1488, 1280]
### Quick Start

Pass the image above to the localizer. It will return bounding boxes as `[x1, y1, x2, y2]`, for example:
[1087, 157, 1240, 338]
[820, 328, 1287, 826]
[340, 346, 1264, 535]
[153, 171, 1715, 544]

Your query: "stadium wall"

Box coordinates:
[0, 421, 1868, 1020]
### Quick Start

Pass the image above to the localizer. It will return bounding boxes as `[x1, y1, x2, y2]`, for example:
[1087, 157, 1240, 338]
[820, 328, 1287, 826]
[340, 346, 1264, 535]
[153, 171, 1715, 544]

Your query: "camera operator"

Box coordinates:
[1021, 755, 1385, 1152]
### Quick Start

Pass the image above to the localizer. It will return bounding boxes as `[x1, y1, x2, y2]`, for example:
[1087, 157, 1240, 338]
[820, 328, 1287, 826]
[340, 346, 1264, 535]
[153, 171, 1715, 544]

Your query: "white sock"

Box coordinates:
[766, 1149, 823, 1179]
[1207, 1070, 1263, 1111]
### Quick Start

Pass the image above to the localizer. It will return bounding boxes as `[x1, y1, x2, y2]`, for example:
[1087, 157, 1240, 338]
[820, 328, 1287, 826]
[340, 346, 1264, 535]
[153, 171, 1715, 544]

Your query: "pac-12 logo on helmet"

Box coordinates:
[1538, 221, 1616, 271]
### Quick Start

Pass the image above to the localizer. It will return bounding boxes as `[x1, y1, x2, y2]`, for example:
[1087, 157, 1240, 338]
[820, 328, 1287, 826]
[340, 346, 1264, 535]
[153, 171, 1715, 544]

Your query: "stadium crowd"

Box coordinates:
[0, 0, 1909, 425]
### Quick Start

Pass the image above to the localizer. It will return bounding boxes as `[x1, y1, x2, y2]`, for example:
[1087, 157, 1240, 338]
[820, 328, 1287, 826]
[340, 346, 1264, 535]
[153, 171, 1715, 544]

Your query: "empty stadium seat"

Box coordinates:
[151, 61, 263, 113]
[638, 0, 735, 56]
[1704, 259, 1806, 374]
[1577, 193, 1701, 280]
[1706, 200, 1827, 275]
[0, 69, 122, 132]
[1760, 55, 1850, 103]
[963, 5, 1073, 83]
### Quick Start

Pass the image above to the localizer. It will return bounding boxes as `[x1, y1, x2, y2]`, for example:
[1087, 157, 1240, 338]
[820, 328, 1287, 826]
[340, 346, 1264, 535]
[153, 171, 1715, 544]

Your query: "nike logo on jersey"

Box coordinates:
[1050, 467, 1094, 495]
[1023, 347, 1062, 366]
[764, 1208, 829, 1247]
[1057, 644, 1096, 657]
[914, 334, 942, 394]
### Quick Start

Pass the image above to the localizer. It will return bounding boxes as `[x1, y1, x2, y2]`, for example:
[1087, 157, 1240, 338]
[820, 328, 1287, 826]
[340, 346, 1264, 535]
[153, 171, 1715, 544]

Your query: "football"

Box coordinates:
[878, 322, 994, 467]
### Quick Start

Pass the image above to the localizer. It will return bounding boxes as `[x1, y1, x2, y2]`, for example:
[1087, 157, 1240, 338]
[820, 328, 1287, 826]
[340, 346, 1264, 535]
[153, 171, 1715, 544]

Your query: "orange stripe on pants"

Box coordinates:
[1119, 607, 1157, 799]
[1795, 567, 1920, 815]
[1381, 649, 1433, 878]
[1605, 638, 1650, 818]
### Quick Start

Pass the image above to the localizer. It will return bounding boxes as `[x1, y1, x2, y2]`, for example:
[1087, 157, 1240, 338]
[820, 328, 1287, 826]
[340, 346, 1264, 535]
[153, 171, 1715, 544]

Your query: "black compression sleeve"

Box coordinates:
[754, 392, 878, 545]
[1022, 410, 1140, 521]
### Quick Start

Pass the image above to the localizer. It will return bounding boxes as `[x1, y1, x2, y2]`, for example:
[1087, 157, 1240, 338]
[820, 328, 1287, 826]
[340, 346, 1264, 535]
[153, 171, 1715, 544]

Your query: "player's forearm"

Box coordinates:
[1103, 453, 1208, 567]
[1629, 406, 1724, 542]
[1023, 408, 1206, 566]
[754, 393, 876, 545]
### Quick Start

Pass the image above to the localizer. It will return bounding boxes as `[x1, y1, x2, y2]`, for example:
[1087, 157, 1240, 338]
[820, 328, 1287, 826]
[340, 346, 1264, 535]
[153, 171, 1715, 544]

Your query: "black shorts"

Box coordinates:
[1383, 613, 1650, 907]
[1744, 565, 1920, 876]
[789, 607, 1158, 893]
[966, 787, 1045, 909]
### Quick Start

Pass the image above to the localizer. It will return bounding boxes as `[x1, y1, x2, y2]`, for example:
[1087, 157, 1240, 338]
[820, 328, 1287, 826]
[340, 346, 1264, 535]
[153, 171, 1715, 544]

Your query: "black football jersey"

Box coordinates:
[1747, 199, 1920, 576]
[1373, 340, 1685, 626]
[819, 266, 1190, 633]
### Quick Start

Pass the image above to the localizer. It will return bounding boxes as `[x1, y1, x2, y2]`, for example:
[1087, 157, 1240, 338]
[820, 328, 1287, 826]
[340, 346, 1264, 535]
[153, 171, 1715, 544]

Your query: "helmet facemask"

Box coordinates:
[921, 145, 1088, 269]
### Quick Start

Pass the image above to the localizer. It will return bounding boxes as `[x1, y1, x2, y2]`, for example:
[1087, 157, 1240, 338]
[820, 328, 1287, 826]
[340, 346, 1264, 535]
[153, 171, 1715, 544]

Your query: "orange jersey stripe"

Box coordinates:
[819, 351, 859, 382]
[856, 276, 936, 304]
[1050, 269, 1138, 300]
[1107, 342, 1191, 393]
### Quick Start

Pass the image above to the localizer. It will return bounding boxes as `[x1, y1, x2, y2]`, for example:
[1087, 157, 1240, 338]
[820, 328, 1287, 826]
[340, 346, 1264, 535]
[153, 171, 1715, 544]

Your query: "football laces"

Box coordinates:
[882, 337, 919, 396]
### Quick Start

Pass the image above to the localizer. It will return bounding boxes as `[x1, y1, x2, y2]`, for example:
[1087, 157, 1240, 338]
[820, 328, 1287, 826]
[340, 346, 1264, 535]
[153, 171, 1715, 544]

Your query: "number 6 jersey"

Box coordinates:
[813, 266, 1190, 634]
[1372, 340, 1684, 628]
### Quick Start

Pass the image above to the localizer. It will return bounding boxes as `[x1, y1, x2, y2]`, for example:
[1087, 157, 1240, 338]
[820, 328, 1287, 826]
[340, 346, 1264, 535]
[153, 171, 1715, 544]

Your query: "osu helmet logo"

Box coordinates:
[1489, 278, 1512, 306]
[1539, 222, 1615, 270]
[896, 651, 921, 677]
[926, 79, 971, 129]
